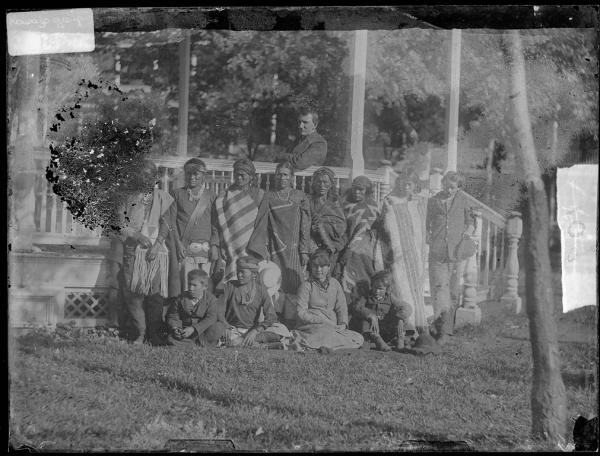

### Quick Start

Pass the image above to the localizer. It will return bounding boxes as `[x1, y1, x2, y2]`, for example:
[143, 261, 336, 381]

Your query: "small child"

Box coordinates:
[165, 269, 225, 347]
[349, 270, 412, 351]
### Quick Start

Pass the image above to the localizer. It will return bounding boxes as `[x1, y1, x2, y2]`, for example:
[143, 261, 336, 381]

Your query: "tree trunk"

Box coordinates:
[504, 30, 567, 444]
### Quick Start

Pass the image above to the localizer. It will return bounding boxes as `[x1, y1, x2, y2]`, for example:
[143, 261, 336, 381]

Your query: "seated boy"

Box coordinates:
[165, 269, 225, 347]
[218, 256, 290, 348]
[349, 270, 412, 351]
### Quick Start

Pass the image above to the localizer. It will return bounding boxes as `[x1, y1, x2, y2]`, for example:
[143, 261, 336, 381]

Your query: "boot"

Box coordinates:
[132, 332, 145, 345]
[371, 333, 392, 352]
[435, 310, 454, 345]
[433, 312, 447, 345]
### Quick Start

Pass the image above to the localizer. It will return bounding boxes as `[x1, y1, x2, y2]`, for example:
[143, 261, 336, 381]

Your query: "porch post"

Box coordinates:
[10, 55, 41, 252]
[446, 29, 461, 173]
[176, 30, 191, 157]
[349, 30, 367, 179]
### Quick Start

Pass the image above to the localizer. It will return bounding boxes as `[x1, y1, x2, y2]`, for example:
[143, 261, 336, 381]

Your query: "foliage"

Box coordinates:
[93, 30, 351, 165]
[69, 28, 597, 171]
[46, 79, 158, 233]
[365, 28, 598, 171]
[10, 300, 596, 452]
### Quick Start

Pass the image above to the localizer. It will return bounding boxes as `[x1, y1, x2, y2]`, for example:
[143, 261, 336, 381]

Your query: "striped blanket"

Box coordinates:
[344, 197, 379, 244]
[214, 187, 264, 282]
[382, 195, 428, 329]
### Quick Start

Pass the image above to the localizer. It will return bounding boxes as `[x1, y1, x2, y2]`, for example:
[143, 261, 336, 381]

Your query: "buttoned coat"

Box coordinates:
[286, 132, 327, 170]
[426, 189, 476, 263]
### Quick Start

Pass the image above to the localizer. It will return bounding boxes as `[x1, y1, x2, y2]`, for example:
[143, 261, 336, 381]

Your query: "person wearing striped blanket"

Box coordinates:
[210, 158, 265, 292]
[116, 160, 174, 345]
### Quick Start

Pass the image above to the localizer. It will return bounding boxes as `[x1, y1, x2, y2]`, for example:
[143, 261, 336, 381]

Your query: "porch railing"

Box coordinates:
[31, 156, 522, 312]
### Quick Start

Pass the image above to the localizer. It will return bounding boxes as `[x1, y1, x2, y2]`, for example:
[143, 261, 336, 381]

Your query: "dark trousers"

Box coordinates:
[351, 313, 404, 344]
[123, 290, 165, 342]
[167, 321, 226, 347]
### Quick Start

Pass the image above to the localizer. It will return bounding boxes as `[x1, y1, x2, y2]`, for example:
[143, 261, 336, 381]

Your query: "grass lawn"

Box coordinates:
[8, 301, 597, 452]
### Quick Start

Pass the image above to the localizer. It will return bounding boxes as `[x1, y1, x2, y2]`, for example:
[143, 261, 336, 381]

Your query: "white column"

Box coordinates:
[349, 30, 367, 179]
[177, 30, 191, 157]
[446, 29, 461, 173]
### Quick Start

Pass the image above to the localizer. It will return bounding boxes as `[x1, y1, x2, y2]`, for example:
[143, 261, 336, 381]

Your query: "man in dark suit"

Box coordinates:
[276, 108, 327, 171]
[426, 171, 477, 345]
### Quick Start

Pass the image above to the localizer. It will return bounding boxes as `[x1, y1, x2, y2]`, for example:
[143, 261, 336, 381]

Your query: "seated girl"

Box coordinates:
[289, 249, 364, 352]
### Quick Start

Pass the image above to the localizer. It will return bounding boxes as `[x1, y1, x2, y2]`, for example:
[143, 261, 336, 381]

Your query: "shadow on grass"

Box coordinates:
[562, 370, 596, 389]
[56, 353, 342, 427]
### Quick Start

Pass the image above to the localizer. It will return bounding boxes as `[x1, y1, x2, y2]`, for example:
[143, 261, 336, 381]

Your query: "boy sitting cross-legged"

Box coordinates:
[218, 256, 291, 348]
[165, 269, 225, 347]
[349, 270, 412, 352]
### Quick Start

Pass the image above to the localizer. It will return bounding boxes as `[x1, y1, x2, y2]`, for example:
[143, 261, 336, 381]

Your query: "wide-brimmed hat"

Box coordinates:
[455, 237, 477, 261]
[258, 260, 281, 293]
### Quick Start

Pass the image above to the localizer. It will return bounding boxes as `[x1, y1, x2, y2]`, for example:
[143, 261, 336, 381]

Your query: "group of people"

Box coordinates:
[109, 111, 477, 354]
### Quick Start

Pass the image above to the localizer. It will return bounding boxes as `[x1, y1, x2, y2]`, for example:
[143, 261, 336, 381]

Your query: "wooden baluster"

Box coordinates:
[491, 225, 498, 273]
[50, 193, 58, 233]
[482, 219, 491, 290]
[66, 208, 73, 233]
[500, 211, 522, 313]
[40, 177, 48, 232]
[456, 208, 482, 327]
[60, 201, 68, 235]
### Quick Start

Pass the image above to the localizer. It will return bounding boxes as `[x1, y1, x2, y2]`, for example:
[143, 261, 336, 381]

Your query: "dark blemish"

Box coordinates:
[8, 243, 11, 252]
[70, 245, 76, 250]
[55, 113, 65, 122]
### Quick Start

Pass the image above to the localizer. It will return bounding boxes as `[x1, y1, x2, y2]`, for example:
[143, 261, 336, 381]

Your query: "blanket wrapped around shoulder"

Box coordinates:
[214, 187, 263, 282]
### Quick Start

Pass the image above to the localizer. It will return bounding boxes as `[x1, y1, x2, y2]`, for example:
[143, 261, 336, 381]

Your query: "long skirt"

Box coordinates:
[289, 323, 364, 351]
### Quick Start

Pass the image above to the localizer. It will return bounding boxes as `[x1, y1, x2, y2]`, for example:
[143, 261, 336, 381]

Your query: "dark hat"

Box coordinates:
[455, 237, 477, 261]
[406, 332, 441, 356]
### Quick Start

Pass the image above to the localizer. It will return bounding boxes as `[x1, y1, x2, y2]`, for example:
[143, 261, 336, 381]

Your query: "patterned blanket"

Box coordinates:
[214, 188, 263, 282]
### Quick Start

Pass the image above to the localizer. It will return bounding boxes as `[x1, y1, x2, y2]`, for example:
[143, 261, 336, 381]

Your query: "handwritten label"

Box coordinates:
[557, 164, 598, 312]
[7, 9, 95, 55]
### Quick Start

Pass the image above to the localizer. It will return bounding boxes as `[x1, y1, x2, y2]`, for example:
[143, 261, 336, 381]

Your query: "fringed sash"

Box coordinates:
[130, 245, 169, 297]
[128, 189, 173, 297]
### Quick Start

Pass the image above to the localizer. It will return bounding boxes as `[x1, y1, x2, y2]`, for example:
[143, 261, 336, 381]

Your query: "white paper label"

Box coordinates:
[557, 165, 598, 312]
[7, 9, 95, 56]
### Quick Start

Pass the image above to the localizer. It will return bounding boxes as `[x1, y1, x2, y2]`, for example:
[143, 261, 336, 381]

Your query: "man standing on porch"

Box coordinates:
[155, 158, 217, 297]
[426, 171, 476, 346]
[276, 108, 327, 171]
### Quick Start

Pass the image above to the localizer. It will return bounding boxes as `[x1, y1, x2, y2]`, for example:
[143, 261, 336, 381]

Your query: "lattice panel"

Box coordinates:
[64, 289, 109, 319]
